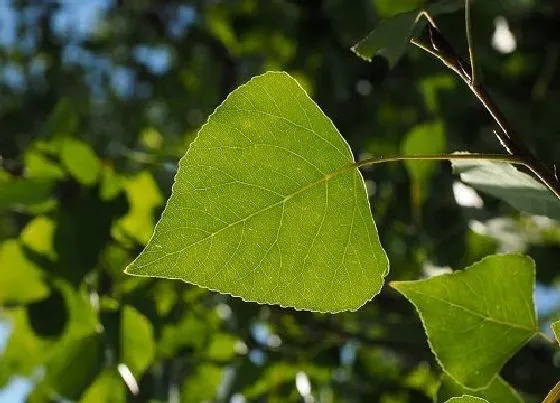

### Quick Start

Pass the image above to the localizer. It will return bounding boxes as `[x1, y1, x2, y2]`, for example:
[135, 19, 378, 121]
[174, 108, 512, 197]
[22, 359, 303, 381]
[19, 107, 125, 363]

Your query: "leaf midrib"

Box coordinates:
[403, 288, 536, 333]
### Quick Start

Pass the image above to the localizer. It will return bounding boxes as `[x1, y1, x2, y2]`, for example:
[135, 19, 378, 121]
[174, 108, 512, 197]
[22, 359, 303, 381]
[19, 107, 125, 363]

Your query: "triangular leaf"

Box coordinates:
[392, 254, 538, 389]
[126, 71, 389, 313]
[453, 160, 560, 221]
[436, 374, 522, 403]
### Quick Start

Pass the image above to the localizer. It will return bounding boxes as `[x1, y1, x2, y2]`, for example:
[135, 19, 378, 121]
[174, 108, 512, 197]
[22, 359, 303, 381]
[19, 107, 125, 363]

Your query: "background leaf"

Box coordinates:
[453, 160, 560, 221]
[392, 254, 538, 389]
[0, 240, 49, 304]
[120, 305, 155, 378]
[126, 71, 389, 313]
[351, 0, 466, 67]
[351, 11, 420, 68]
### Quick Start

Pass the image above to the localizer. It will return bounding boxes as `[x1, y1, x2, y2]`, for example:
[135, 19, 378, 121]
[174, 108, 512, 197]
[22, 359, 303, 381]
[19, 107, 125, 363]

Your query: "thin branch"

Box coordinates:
[355, 153, 524, 170]
[409, 16, 560, 201]
[465, 0, 477, 85]
[543, 380, 560, 403]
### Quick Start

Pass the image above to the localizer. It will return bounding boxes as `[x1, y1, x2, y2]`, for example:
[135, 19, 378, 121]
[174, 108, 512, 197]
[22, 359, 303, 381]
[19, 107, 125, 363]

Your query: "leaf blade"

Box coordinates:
[392, 254, 538, 389]
[126, 71, 388, 313]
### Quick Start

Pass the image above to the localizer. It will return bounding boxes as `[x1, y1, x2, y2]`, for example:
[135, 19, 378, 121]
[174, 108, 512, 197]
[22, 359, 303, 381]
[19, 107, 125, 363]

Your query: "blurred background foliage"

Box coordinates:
[1, 0, 560, 401]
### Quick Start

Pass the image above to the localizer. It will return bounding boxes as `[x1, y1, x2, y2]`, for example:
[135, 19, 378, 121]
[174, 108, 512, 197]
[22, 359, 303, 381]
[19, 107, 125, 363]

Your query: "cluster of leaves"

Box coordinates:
[2, 0, 560, 402]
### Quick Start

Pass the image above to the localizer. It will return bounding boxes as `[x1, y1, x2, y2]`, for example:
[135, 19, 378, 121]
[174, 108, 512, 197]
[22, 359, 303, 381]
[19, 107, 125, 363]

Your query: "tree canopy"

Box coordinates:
[1, 0, 560, 402]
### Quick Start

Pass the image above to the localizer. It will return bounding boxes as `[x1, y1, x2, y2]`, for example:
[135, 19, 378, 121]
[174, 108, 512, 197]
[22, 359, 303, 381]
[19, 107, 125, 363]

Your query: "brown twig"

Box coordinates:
[543, 380, 560, 403]
[411, 14, 560, 201]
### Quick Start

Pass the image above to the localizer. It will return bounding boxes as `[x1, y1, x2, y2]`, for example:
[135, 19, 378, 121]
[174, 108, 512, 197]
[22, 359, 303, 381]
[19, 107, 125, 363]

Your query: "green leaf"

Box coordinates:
[126, 71, 388, 313]
[60, 137, 101, 186]
[445, 397, 488, 403]
[551, 320, 560, 345]
[20, 216, 57, 259]
[80, 370, 126, 403]
[391, 254, 538, 389]
[0, 240, 50, 304]
[351, 11, 419, 68]
[206, 333, 239, 362]
[114, 171, 163, 245]
[402, 121, 446, 207]
[452, 160, 560, 221]
[181, 364, 224, 402]
[436, 374, 523, 403]
[121, 305, 155, 377]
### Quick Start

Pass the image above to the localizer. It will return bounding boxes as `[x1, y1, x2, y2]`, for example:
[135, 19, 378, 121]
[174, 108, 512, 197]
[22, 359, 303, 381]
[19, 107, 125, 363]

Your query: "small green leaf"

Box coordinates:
[126, 71, 388, 313]
[351, 11, 419, 68]
[0, 309, 52, 388]
[181, 364, 224, 402]
[121, 305, 155, 377]
[0, 240, 50, 304]
[445, 397, 488, 403]
[436, 374, 522, 403]
[392, 254, 538, 389]
[352, 0, 466, 67]
[453, 160, 560, 221]
[60, 137, 100, 185]
[206, 333, 239, 362]
[402, 121, 446, 207]
[44, 334, 102, 400]
[551, 320, 560, 345]
[80, 370, 126, 403]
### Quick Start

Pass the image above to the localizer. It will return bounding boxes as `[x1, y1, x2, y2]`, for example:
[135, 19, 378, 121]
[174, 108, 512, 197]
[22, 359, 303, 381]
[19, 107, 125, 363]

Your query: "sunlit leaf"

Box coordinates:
[80, 370, 126, 403]
[60, 137, 101, 186]
[351, 11, 419, 68]
[0, 240, 49, 304]
[114, 171, 163, 245]
[20, 216, 57, 259]
[392, 254, 538, 389]
[436, 374, 522, 403]
[181, 364, 223, 402]
[121, 305, 155, 377]
[402, 121, 446, 208]
[206, 333, 239, 362]
[126, 71, 388, 313]
[351, 0, 465, 67]
[453, 160, 560, 221]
